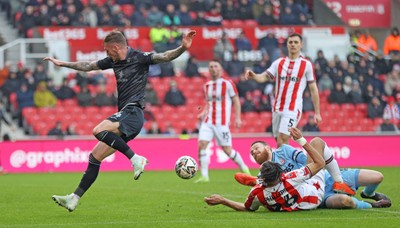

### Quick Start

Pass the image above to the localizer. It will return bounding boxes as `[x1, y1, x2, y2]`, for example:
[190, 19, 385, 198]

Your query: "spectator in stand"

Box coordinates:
[66, 123, 78, 135]
[382, 96, 400, 123]
[317, 73, 333, 92]
[1, 72, 20, 104]
[342, 76, 353, 95]
[258, 32, 280, 62]
[159, 62, 176, 77]
[162, 4, 181, 26]
[192, 11, 206, 25]
[146, 5, 164, 27]
[236, 74, 258, 98]
[314, 50, 328, 72]
[257, 94, 272, 112]
[15, 83, 34, 127]
[163, 80, 186, 106]
[363, 83, 375, 104]
[33, 63, 49, 84]
[235, 31, 252, 51]
[17, 5, 36, 37]
[357, 31, 378, 54]
[204, 6, 223, 26]
[326, 60, 340, 79]
[94, 84, 115, 107]
[21, 69, 36, 92]
[328, 82, 349, 104]
[253, 53, 271, 74]
[374, 51, 390, 75]
[376, 117, 399, 133]
[396, 93, 400, 111]
[213, 33, 234, 61]
[241, 92, 257, 113]
[225, 52, 245, 78]
[82, 4, 98, 27]
[280, 6, 297, 25]
[130, 5, 147, 26]
[184, 56, 200, 77]
[383, 27, 400, 56]
[302, 115, 320, 132]
[76, 86, 93, 107]
[365, 68, 385, 96]
[177, 3, 193, 26]
[237, 0, 253, 20]
[34, 81, 57, 108]
[0, 61, 11, 88]
[367, 96, 384, 119]
[388, 52, 400, 72]
[166, 25, 182, 50]
[164, 122, 177, 135]
[144, 82, 159, 106]
[147, 121, 162, 134]
[149, 22, 169, 52]
[257, 5, 277, 25]
[191, 0, 209, 12]
[348, 80, 364, 104]
[48, 121, 64, 137]
[222, 0, 238, 20]
[302, 89, 314, 112]
[384, 64, 400, 96]
[252, 0, 267, 19]
[53, 78, 76, 100]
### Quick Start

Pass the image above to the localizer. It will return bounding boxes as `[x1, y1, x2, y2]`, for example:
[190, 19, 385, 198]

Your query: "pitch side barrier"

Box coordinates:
[0, 133, 399, 173]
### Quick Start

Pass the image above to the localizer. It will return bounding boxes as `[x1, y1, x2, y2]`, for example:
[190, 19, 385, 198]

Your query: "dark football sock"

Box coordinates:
[74, 154, 101, 197]
[95, 130, 135, 159]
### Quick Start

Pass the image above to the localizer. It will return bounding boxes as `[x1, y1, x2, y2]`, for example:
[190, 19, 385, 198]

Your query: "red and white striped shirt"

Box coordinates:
[244, 167, 323, 212]
[266, 56, 315, 113]
[203, 77, 238, 126]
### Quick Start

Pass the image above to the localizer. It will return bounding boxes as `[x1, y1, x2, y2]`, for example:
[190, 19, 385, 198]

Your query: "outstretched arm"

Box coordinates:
[43, 57, 99, 72]
[152, 30, 196, 64]
[204, 194, 249, 212]
[245, 70, 270, 83]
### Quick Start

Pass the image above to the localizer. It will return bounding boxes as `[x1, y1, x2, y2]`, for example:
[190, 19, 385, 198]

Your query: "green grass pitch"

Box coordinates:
[0, 167, 399, 228]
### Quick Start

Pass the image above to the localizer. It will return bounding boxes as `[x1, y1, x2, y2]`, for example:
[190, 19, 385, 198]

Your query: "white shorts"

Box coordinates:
[272, 111, 301, 138]
[198, 123, 232, 146]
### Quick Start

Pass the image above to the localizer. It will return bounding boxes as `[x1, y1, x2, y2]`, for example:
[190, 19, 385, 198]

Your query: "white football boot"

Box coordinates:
[52, 193, 79, 212]
[132, 155, 148, 180]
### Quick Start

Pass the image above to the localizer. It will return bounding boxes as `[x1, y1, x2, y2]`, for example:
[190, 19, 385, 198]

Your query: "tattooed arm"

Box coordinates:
[152, 30, 196, 64]
[43, 57, 99, 72]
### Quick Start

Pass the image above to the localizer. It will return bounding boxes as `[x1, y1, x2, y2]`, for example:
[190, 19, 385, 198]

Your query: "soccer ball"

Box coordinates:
[175, 156, 198, 179]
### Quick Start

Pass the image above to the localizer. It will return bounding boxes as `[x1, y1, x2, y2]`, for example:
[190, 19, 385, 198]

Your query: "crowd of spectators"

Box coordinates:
[11, 0, 314, 37]
[1, 1, 400, 136]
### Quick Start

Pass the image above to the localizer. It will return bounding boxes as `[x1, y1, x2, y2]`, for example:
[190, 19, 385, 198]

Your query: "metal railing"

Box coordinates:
[0, 38, 50, 69]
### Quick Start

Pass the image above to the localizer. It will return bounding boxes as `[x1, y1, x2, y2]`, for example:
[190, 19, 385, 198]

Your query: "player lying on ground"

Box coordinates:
[235, 138, 391, 209]
[204, 127, 326, 211]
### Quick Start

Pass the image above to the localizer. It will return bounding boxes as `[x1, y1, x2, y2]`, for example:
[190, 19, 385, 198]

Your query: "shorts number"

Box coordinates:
[222, 132, 230, 141]
[288, 118, 294, 127]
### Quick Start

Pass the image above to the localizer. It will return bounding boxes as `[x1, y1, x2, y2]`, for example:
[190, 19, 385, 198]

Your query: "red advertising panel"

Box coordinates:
[0, 135, 399, 173]
[323, 0, 391, 28]
[37, 26, 346, 61]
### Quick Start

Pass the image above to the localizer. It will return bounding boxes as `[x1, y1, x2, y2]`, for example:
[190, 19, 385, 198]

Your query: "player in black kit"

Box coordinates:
[44, 29, 196, 212]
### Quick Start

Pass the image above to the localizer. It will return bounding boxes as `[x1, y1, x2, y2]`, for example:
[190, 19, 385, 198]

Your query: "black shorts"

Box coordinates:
[107, 104, 144, 142]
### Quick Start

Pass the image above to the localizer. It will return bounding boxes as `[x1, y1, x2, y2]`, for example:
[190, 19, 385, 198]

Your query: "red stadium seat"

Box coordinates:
[120, 4, 135, 17]
[244, 20, 258, 27]
[230, 20, 244, 27]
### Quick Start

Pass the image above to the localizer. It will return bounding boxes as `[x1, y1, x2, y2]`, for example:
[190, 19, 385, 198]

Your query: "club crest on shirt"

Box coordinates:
[279, 158, 285, 164]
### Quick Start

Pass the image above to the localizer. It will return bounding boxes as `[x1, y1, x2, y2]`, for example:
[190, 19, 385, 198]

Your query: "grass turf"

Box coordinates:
[0, 167, 399, 228]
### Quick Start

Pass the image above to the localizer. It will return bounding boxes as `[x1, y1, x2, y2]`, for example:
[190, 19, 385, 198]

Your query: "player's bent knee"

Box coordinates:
[94, 130, 108, 141]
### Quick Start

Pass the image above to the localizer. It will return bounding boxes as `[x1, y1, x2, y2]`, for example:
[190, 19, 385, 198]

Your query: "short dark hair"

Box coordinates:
[259, 161, 283, 184]
[104, 30, 127, 46]
[288, 33, 303, 42]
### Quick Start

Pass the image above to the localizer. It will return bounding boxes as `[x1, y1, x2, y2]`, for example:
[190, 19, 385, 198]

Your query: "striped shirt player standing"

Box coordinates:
[246, 33, 322, 147]
[204, 127, 326, 212]
[195, 60, 250, 183]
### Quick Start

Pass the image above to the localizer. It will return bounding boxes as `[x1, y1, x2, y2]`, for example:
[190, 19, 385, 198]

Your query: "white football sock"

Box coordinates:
[323, 143, 343, 183]
[199, 149, 209, 178]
